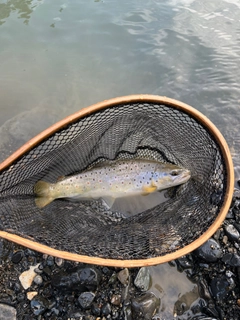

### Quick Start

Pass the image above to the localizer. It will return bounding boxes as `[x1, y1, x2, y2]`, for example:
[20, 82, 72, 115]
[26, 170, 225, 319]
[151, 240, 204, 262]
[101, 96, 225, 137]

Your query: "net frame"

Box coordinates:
[0, 95, 234, 267]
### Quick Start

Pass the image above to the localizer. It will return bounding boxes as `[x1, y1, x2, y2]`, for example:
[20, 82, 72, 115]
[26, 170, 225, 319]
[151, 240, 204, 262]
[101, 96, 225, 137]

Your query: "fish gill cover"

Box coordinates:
[0, 96, 233, 266]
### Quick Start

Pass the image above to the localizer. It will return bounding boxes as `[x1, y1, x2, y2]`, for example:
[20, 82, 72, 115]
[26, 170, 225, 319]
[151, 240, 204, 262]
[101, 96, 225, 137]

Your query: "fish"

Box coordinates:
[34, 159, 191, 209]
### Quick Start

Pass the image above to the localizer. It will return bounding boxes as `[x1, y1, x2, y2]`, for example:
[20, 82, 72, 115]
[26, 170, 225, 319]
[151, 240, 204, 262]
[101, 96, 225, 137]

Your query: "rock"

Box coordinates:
[0, 303, 17, 320]
[33, 275, 43, 285]
[55, 257, 64, 267]
[102, 302, 111, 316]
[51, 266, 102, 292]
[224, 224, 240, 241]
[91, 302, 101, 316]
[78, 292, 95, 309]
[131, 292, 160, 320]
[222, 253, 240, 266]
[210, 275, 235, 301]
[27, 291, 38, 300]
[194, 239, 222, 262]
[134, 267, 151, 291]
[117, 268, 129, 286]
[11, 250, 23, 264]
[226, 208, 234, 219]
[111, 294, 122, 306]
[176, 255, 193, 270]
[19, 263, 40, 290]
[30, 295, 49, 316]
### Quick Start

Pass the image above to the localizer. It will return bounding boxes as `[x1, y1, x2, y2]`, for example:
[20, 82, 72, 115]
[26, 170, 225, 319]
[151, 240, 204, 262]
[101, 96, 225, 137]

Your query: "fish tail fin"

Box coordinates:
[35, 196, 54, 208]
[34, 180, 54, 208]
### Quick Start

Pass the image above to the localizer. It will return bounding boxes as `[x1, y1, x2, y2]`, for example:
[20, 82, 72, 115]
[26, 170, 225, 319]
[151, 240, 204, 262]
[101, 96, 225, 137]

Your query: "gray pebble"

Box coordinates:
[134, 267, 151, 291]
[30, 295, 49, 316]
[222, 253, 240, 266]
[117, 268, 129, 286]
[224, 224, 240, 241]
[33, 275, 43, 285]
[78, 292, 95, 309]
[0, 303, 17, 320]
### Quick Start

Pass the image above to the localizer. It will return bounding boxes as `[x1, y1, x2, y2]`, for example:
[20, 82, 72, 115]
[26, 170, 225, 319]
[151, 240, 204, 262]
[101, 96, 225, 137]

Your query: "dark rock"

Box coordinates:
[11, 250, 23, 264]
[102, 302, 111, 316]
[78, 292, 95, 309]
[226, 208, 234, 219]
[134, 267, 151, 291]
[131, 292, 160, 320]
[91, 302, 101, 316]
[210, 275, 235, 301]
[194, 239, 222, 262]
[30, 295, 49, 316]
[51, 266, 102, 292]
[224, 224, 239, 241]
[222, 253, 240, 266]
[0, 303, 17, 320]
[176, 255, 193, 270]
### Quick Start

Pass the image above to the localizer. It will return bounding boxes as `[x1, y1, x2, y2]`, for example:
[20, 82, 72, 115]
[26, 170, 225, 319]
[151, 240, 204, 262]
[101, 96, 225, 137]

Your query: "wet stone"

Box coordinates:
[194, 238, 222, 262]
[224, 224, 240, 241]
[210, 275, 235, 301]
[78, 292, 95, 309]
[91, 302, 101, 316]
[226, 208, 234, 219]
[117, 268, 129, 286]
[0, 303, 17, 320]
[134, 267, 151, 291]
[51, 266, 102, 292]
[222, 253, 240, 266]
[102, 302, 111, 316]
[131, 292, 160, 320]
[30, 295, 49, 316]
[11, 250, 23, 264]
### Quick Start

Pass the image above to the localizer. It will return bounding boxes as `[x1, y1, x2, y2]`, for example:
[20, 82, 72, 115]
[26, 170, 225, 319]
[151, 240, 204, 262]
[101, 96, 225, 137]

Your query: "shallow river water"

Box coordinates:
[0, 0, 240, 318]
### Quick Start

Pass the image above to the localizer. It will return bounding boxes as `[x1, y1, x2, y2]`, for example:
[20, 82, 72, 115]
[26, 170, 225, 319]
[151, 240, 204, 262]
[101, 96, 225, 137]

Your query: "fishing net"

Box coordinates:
[0, 95, 233, 266]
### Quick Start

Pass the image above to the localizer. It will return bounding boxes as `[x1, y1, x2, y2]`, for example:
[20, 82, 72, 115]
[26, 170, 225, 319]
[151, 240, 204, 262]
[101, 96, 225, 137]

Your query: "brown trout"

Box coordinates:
[34, 159, 191, 208]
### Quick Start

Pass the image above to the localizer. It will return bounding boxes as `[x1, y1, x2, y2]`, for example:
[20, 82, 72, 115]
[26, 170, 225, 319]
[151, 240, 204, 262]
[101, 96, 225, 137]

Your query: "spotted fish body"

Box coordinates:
[34, 159, 191, 208]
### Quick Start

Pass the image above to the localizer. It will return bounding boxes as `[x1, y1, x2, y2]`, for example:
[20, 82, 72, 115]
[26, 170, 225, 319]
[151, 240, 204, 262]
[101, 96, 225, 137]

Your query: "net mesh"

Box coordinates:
[0, 101, 226, 260]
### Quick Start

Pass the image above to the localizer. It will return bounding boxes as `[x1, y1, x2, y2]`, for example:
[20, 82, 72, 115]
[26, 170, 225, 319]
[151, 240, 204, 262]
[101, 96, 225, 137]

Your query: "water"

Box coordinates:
[0, 0, 240, 318]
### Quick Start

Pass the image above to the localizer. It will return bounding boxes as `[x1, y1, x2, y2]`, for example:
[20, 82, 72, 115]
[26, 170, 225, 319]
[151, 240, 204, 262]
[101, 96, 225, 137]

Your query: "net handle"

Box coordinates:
[0, 95, 234, 267]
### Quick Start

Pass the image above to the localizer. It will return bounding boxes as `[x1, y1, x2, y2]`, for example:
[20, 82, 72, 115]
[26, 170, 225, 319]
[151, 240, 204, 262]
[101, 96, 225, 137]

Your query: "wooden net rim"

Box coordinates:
[0, 95, 234, 267]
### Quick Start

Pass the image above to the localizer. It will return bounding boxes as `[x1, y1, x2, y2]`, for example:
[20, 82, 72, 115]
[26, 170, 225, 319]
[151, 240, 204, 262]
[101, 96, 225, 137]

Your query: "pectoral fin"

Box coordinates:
[142, 181, 157, 195]
[102, 196, 116, 209]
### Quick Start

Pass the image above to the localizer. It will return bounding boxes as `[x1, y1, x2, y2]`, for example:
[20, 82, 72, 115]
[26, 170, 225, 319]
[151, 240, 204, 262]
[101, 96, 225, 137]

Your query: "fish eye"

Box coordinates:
[170, 170, 179, 176]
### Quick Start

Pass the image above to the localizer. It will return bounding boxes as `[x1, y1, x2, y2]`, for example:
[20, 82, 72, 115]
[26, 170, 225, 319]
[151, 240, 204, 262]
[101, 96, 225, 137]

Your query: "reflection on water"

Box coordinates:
[149, 263, 200, 319]
[0, 0, 43, 25]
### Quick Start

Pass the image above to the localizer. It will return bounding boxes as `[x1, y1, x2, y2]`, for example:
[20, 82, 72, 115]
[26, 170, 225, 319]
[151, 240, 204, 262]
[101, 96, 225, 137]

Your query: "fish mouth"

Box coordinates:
[175, 169, 191, 183]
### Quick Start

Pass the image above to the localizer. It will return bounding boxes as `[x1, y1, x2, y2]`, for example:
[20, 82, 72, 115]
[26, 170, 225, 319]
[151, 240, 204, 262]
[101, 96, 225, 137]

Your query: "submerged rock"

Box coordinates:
[131, 292, 160, 320]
